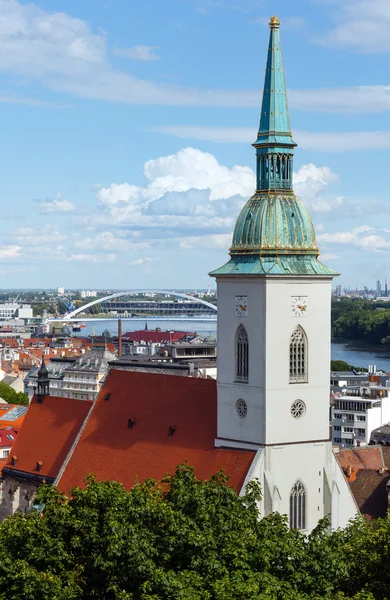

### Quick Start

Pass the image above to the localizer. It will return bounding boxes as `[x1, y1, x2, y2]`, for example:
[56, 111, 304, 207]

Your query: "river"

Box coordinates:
[76, 319, 390, 373]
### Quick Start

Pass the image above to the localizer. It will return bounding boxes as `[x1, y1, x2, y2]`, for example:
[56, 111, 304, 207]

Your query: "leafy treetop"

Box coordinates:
[0, 464, 387, 599]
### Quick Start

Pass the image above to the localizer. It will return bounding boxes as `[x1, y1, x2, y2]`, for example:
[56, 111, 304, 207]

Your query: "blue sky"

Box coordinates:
[0, 0, 389, 290]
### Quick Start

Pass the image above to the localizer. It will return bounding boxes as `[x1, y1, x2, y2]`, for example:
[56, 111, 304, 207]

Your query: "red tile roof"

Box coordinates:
[58, 370, 255, 494]
[122, 330, 195, 344]
[337, 447, 384, 478]
[3, 397, 92, 481]
[0, 428, 18, 447]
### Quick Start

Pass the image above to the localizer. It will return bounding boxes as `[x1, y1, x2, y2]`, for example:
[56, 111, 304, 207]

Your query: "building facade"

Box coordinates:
[332, 386, 390, 447]
[210, 16, 356, 531]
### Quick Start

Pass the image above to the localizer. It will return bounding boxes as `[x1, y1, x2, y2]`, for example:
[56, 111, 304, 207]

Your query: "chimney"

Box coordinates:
[118, 319, 122, 357]
[346, 465, 352, 478]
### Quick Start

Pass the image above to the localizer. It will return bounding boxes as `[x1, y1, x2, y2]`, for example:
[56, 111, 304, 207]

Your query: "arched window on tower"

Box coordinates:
[289, 325, 307, 383]
[290, 480, 306, 529]
[235, 325, 248, 383]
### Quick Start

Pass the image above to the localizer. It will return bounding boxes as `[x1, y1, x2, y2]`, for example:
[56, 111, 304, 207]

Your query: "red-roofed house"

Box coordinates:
[0, 396, 92, 518]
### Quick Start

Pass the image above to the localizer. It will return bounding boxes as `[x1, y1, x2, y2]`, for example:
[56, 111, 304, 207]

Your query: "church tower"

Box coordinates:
[210, 16, 356, 531]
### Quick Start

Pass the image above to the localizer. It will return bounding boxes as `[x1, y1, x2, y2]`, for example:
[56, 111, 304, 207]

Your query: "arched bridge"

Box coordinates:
[60, 290, 217, 321]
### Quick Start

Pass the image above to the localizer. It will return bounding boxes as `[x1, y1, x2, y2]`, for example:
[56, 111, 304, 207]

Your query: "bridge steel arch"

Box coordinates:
[63, 290, 217, 320]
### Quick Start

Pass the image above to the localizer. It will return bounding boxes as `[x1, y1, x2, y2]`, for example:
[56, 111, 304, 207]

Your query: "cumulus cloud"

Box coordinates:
[113, 46, 160, 61]
[94, 148, 254, 231]
[0, 1, 388, 112]
[0, 245, 22, 259]
[293, 164, 341, 213]
[37, 197, 75, 214]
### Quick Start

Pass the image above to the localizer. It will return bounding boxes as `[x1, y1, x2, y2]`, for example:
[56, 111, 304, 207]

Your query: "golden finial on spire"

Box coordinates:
[269, 15, 280, 28]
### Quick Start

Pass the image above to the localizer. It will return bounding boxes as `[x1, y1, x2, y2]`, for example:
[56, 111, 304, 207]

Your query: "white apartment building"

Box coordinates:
[56, 347, 115, 401]
[80, 290, 97, 299]
[331, 385, 390, 448]
[0, 304, 33, 320]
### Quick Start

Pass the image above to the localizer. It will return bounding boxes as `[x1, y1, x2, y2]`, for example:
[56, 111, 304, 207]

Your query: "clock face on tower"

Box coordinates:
[291, 296, 307, 317]
[235, 295, 248, 317]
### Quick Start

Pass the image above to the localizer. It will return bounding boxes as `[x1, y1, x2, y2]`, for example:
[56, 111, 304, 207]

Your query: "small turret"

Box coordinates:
[37, 357, 49, 403]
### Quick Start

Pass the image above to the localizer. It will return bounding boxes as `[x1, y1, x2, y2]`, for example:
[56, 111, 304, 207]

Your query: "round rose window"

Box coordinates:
[291, 399, 306, 419]
[236, 399, 248, 418]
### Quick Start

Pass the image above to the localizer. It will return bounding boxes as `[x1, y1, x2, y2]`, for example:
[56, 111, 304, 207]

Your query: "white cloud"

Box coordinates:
[293, 164, 341, 212]
[129, 257, 152, 265]
[38, 197, 75, 213]
[319, 252, 340, 261]
[0, 245, 22, 259]
[0, 1, 388, 112]
[113, 46, 160, 61]
[74, 231, 150, 251]
[66, 253, 116, 263]
[152, 126, 390, 152]
[94, 148, 253, 230]
[323, 0, 390, 53]
[318, 226, 390, 252]
[13, 225, 67, 246]
[178, 233, 233, 250]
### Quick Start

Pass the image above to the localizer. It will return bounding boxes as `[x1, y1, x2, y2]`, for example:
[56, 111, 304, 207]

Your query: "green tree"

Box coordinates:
[0, 381, 28, 405]
[0, 465, 388, 599]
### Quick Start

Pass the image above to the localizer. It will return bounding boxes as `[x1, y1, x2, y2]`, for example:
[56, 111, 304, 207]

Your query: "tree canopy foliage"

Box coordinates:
[332, 298, 390, 346]
[0, 464, 388, 599]
[0, 381, 28, 405]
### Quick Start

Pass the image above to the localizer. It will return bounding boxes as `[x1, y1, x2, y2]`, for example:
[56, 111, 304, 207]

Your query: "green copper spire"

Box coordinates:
[254, 16, 296, 192]
[209, 16, 337, 278]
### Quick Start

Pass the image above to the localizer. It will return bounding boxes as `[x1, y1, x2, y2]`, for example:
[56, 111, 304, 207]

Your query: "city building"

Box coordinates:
[56, 347, 116, 400]
[331, 385, 390, 447]
[80, 290, 97, 299]
[0, 304, 33, 320]
[376, 280, 381, 297]
[57, 287, 65, 295]
[26, 357, 76, 400]
[0, 16, 357, 531]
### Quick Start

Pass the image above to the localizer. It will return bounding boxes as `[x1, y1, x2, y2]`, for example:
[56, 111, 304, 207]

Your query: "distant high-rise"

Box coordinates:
[376, 280, 381, 297]
[385, 279, 388, 297]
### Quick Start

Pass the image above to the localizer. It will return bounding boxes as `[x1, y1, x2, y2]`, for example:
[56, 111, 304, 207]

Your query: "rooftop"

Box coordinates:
[57, 369, 255, 494]
[3, 396, 92, 482]
[65, 347, 116, 373]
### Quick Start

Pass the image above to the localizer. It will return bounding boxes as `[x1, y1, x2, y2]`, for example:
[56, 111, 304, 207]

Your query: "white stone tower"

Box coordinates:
[209, 16, 357, 531]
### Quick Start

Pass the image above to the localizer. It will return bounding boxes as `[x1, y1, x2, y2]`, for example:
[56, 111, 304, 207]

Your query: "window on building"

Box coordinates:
[333, 437, 342, 444]
[2, 450, 9, 458]
[345, 439, 353, 446]
[289, 326, 307, 383]
[343, 427, 353, 433]
[235, 325, 248, 383]
[356, 415, 366, 422]
[289, 480, 306, 530]
[334, 425, 341, 431]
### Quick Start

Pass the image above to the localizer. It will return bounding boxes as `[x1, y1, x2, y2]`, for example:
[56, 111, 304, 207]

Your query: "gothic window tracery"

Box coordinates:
[289, 325, 307, 383]
[290, 480, 306, 529]
[236, 325, 248, 382]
